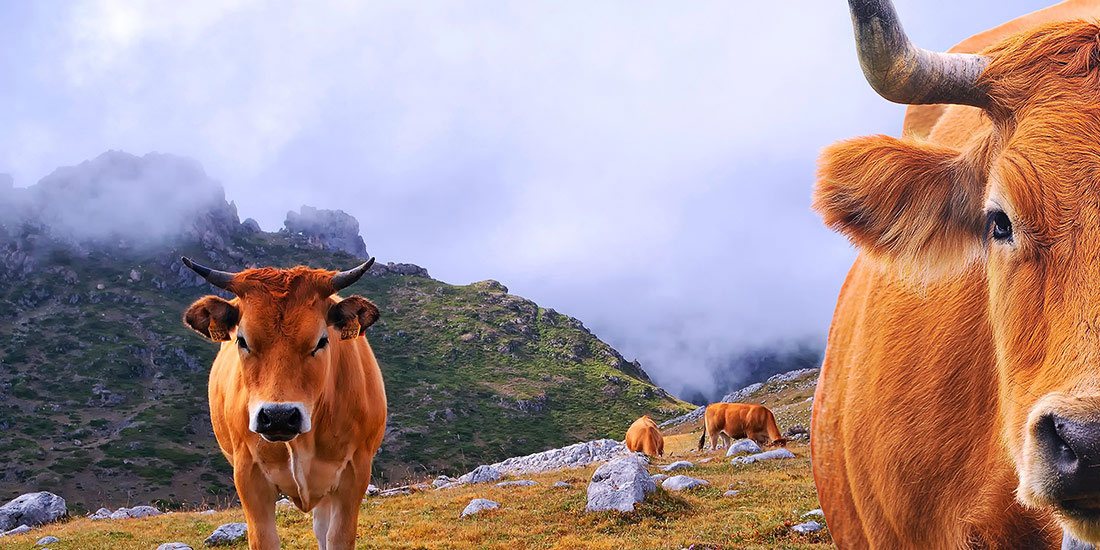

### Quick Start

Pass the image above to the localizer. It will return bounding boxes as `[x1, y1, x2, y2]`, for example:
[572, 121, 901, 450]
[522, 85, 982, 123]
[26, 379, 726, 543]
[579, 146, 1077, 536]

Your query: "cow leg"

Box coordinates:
[313, 496, 333, 550]
[719, 433, 732, 448]
[326, 456, 372, 550]
[234, 459, 280, 550]
[708, 428, 719, 451]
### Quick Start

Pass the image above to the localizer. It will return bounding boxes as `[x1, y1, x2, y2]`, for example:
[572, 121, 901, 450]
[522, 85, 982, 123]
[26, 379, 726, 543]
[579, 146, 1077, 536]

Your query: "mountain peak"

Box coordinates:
[283, 205, 368, 258]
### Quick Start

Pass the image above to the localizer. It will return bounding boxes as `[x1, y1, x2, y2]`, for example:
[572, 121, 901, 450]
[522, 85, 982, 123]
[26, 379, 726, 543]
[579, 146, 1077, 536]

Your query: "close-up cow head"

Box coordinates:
[815, 0, 1100, 542]
[182, 258, 379, 443]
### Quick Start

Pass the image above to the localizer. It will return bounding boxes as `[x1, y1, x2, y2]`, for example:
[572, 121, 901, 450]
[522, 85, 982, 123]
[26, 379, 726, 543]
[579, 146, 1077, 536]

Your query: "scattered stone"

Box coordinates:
[1, 525, 30, 537]
[731, 448, 796, 465]
[36, 536, 59, 545]
[275, 498, 293, 509]
[457, 465, 503, 485]
[726, 439, 763, 456]
[650, 474, 669, 484]
[461, 499, 500, 517]
[198, 510, 217, 515]
[431, 476, 457, 489]
[109, 506, 162, 519]
[378, 488, 411, 498]
[464, 439, 629, 479]
[723, 490, 740, 497]
[553, 481, 571, 488]
[367, 484, 380, 495]
[698, 458, 713, 464]
[495, 480, 538, 488]
[662, 475, 709, 491]
[157, 544, 193, 550]
[204, 523, 247, 546]
[662, 461, 694, 472]
[585, 456, 656, 513]
[791, 520, 824, 533]
[802, 509, 824, 518]
[0, 492, 66, 531]
[88, 508, 112, 520]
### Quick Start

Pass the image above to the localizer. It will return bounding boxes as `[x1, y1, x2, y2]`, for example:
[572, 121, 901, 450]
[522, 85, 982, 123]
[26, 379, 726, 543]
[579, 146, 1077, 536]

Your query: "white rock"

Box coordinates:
[465, 439, 629, 478]
[731, 448, 796, 465]
[0, 492, 67, 531]
[367, 484, 380, 495]
[204, 523, 247, 546]
[461, 499, 500, 517]
[457, 465, 502, 484]
[791, 520, 824, 533]
[108, 505, 161, 520]
[275, 498, 293, 509]
[698, 458, 713, 464]
[726, 439, 763, 456]
[88, 508, 111, 520]
[662, 461, 694, 472]
[723, 490, 740, 497]
[553, 481, 571, 488]
[585, 456, 656, 513]
[36, 535, 60, 545]
[1, 524, 31, 537]
[662, 475, 709, 491]
[198, 510, 217, 515]
[156, 544, 193, 550]
[650, 474, 669, 484]
[495, 480, 538, 488]
[802, 509, 824, 518]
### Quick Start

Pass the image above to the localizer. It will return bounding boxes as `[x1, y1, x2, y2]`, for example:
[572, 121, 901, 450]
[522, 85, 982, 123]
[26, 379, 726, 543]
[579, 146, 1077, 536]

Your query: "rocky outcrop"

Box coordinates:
[283, 206, 368, 258]
[466, 439, 629, 479]
[0, 492, 66, 531]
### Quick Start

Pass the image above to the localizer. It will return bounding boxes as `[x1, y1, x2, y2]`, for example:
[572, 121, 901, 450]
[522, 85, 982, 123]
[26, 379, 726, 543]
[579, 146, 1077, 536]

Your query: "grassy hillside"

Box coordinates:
[0, 227, 691, 510]
[0, 369, 829, 549]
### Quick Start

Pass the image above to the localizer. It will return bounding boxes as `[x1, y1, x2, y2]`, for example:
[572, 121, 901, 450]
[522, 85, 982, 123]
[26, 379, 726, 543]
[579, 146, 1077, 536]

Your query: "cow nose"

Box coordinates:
[1036, 414, 1100, 502]
[253, 404, 304, 441]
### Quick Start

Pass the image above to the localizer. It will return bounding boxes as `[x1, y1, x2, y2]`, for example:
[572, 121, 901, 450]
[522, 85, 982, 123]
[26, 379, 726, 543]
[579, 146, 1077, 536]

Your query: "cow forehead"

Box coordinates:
[232, 267, 335, 343]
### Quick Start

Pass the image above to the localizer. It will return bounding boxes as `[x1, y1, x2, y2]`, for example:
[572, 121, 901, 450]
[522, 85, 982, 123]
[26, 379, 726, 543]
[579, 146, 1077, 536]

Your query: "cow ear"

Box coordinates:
[327, 295, 380, 340]
[184, 296, 240, 342]
[813, 135, 986, 279]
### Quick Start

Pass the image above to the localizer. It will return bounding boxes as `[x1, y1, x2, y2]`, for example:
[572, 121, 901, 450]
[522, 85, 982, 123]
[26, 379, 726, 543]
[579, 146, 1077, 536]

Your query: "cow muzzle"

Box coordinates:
[249, 402, 311, 442]
[1022, 398, 1100, 543]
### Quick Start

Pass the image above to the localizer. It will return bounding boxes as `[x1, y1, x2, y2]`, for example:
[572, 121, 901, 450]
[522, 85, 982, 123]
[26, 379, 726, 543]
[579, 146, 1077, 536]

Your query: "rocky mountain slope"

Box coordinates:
[0, 151, 693, 511]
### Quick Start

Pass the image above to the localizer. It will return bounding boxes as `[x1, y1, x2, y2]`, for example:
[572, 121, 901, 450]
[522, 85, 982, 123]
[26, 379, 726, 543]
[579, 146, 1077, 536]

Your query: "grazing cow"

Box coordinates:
[182, 257, 386, 550]
[625, 415, 664, 456]
[812, 1, 1100, 548]
[697, 403, 785, 451]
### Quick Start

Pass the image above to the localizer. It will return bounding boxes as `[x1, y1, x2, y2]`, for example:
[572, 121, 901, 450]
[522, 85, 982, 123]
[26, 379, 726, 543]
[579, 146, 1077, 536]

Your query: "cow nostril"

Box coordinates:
[287, 408, 302, 427]
[256, 409, 271, 428]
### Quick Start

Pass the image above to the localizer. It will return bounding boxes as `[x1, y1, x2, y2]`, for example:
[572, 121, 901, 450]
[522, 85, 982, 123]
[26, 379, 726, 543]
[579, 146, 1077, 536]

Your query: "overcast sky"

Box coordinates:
[0, 0, 1050, 399]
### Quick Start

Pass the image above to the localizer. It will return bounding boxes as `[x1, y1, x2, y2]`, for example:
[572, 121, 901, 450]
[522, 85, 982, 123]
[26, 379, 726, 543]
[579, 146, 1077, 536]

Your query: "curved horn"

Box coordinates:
[849, 0, 990, 107]
[181, 256, 236, 291]
[331, 257, 376, 292]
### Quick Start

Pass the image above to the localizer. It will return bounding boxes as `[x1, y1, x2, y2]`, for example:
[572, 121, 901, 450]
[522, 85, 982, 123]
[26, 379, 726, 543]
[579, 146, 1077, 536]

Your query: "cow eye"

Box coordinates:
[987, 210, 1013, 242]
[236, 335, 249, 351]
[312, 335, 329, 356]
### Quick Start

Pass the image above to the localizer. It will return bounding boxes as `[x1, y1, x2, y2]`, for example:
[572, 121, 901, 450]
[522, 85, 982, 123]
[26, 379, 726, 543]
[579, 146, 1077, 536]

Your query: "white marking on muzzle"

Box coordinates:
[248, 401, 312, 434]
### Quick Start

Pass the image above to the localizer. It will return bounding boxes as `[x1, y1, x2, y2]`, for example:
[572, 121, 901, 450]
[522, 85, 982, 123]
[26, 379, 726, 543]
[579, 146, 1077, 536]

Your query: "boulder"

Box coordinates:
[650, 474, 669, 484]
[0, 492, 67, 531]
[109, 506, 162, 519]
[1, 525, 30, 537]
[88, 508, 111, 520]
[36, 536, 60, 545]
[275, 498, 293, 509]
[585, 456, 656, 513]
[495, 480, 537, 488]
[731, 448, 796, 465]
[726, 439, 763, 456]
[662, 461, 694, 472]
[457, 465, 502, 484]
[662, 475, 709, 491]
[204, 523, 247, 546]
[467, 439, 629, 478]
[461, 499, 500, 517]
[791, 520, 824, 533]
[157, 544, 193, 550]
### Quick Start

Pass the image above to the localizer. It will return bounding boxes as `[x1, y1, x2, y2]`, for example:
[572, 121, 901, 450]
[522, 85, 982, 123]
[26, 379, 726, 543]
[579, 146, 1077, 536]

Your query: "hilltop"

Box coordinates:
[0, 151, 692, 510]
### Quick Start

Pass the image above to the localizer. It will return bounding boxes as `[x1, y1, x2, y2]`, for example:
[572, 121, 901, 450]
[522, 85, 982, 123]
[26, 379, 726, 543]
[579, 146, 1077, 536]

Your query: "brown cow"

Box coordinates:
[813, 1, 1100, 548]
[625, 415, 664, 456]
[697, 403, 785, 451]
[182, 257, 386, 550]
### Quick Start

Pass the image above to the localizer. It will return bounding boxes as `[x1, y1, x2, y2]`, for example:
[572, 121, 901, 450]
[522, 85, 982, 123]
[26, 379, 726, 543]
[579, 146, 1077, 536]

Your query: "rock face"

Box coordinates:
[661, 475, 709, 491]
[283, 205, 368, 258]
[0, 492, 66, 531]
[204, 523, 247, 546]
[731, 448, 796, 465]
[726, 439, 763, 456]
[585, 456, 656, 513]
[460, 499, 500, 517]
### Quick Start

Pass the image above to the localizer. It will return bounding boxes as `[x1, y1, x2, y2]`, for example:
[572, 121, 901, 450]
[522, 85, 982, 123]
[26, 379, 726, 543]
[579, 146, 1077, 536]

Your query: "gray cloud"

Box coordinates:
[0, 0, 1050, 398]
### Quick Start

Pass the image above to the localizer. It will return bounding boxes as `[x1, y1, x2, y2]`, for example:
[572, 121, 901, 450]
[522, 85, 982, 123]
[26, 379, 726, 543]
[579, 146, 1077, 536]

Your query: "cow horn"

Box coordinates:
[181, 257, 236, 291]
[849, 0, 990, 108]
[331, 257, 376, 292]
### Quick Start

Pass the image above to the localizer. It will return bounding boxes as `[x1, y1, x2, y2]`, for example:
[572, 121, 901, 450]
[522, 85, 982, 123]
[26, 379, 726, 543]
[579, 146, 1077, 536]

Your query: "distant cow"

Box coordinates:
[698, 403, 785, 451]
[182, 257, 385, 550]
[625, 415, 664, 456]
